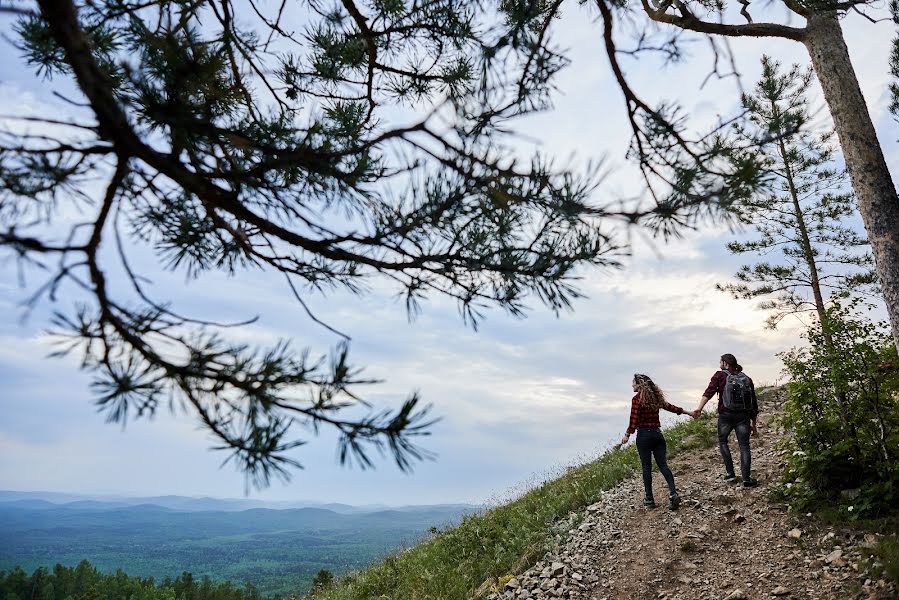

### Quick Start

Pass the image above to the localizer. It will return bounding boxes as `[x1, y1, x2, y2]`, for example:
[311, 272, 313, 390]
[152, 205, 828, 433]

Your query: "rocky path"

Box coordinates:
[492, 409, 897, 600]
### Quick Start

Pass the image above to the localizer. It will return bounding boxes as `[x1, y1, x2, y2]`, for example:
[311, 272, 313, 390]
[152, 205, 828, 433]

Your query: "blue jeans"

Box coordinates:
[635, 427, 676, 501]
[718, 412, 752, 480]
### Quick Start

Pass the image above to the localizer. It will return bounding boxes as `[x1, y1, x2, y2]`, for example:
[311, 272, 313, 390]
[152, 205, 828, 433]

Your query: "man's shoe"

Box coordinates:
[643, 498, 657, 508]
[724, 474, 737, 483]
[668, 493, 681, 511]
[743, 478, 759, 488]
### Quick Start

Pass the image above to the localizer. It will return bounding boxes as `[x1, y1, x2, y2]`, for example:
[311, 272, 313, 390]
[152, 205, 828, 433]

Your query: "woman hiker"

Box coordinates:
[619, 373, 695, 510]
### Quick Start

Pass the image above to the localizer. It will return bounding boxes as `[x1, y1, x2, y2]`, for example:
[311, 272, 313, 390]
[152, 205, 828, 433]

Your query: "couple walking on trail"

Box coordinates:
[619, 353, 760, 510]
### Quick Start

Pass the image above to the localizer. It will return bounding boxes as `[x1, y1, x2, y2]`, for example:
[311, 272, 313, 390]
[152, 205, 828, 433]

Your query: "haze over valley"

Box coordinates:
[0, 491, 476, 595]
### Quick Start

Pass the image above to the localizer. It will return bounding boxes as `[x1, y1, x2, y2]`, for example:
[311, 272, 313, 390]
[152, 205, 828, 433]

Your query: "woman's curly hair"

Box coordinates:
[633, 373, 666, 410]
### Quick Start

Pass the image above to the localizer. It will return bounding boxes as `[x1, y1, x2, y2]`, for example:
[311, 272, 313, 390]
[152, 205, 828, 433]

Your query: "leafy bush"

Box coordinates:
[778, 303, 899, 518]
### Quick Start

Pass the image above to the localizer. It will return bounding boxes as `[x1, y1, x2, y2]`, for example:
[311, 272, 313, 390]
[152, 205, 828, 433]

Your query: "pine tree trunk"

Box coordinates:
[777, 136, 829, 330]
[778, 136, 861, 462]
[804, 13, 899, 351]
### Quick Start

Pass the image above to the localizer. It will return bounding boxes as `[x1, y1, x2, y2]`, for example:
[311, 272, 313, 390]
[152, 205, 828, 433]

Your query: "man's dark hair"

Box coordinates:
[721, 354, 742, 371]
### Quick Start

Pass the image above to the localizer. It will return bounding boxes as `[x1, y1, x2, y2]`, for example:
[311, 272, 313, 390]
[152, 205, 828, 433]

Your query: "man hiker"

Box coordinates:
[694, 353, 759, 487]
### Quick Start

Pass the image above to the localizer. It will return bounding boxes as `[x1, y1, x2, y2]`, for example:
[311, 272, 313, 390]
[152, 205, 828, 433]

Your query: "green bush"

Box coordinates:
[778, 303, 899, 518]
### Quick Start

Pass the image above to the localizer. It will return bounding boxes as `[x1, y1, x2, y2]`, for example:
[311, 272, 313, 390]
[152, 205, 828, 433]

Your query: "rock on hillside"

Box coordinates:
[488, 402, 897, 600]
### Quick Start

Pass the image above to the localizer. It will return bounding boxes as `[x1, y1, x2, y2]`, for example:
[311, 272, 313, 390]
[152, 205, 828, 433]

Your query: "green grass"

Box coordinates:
[859, 535, 899, 584]
[873, 536, 899, 582]
[310, 414, 716, 600]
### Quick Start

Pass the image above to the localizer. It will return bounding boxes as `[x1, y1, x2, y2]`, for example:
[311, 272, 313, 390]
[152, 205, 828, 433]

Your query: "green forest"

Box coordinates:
[0, 561, 265, 600]
[0, 504, 470, 596]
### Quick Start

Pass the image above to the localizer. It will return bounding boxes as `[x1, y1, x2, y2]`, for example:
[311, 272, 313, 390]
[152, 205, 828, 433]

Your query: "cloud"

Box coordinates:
[0, 227, 806, 503]
[0, 9, 891, 505]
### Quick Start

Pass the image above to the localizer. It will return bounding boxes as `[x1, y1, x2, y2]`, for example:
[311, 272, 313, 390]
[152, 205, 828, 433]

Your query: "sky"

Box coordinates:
[1, 4, 896, 506]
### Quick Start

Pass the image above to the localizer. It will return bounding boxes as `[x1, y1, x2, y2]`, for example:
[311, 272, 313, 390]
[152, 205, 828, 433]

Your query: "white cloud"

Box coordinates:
[0, 9, 891, 505]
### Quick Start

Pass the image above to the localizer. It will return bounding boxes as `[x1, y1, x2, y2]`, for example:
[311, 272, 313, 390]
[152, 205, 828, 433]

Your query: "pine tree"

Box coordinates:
[9, 0, 897, 488]
[585, 0, 899, 350]
[890, 1, 899, 119]
[38, 583, 54, 600]
[2, 0, 722, 485]
[718, 57, 877, 331]
[719, 57, 878, 457]
[309, 570, 333, 593]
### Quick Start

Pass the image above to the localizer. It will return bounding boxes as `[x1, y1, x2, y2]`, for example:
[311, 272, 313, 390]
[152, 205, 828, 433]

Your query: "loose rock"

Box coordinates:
[771, 586, 790, 596]
[493, 401, 897, 600]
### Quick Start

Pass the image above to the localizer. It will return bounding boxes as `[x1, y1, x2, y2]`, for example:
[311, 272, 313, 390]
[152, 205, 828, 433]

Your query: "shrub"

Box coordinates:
[777, 303, 899, 518]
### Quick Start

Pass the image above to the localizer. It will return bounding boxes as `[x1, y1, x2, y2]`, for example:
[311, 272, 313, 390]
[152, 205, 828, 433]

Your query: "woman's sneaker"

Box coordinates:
[668, 493, 681, 511]
[743, 478, 759, 488]
[643, 498, 657, 508]
[724, 474, 737, 483]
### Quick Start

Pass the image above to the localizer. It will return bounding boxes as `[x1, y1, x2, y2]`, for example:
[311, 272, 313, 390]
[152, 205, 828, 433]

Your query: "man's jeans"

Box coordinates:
[717, 412, 752, 481]
[635, 427, 676, 501]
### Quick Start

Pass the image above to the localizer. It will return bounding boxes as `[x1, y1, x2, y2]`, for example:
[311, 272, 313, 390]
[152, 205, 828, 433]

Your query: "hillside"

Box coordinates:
[308, 391, 898, 600]
[488, 396, 898, 599]
[5, 393, 897, 600]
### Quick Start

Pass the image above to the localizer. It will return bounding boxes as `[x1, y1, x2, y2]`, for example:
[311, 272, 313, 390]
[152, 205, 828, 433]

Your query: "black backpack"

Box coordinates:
[721, 370, 753, 411]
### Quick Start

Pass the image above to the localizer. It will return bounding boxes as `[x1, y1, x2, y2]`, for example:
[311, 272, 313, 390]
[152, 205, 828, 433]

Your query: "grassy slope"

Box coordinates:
[312, 414, 717, 600]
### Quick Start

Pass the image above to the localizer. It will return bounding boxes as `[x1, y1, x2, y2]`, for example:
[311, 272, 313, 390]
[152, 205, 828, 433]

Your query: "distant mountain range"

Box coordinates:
[0, 489, 476, 514]
[0, 490, 480, 595]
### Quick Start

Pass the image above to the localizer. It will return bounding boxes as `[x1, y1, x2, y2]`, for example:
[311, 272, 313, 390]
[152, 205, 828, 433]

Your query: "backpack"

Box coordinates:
[721, 370, 753, 411]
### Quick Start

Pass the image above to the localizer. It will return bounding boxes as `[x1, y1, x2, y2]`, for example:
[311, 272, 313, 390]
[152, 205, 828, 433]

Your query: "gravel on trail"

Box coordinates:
[487, 407, 898, 600]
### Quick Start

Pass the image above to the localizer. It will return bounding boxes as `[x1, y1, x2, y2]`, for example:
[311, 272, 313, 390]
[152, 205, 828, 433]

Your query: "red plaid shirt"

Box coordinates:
[626, 392, 685, 435]
[703, 370, 759, 417]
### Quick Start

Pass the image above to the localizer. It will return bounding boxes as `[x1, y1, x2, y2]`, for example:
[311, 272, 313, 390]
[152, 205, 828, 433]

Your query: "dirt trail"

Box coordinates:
[492, 404, 897, 600]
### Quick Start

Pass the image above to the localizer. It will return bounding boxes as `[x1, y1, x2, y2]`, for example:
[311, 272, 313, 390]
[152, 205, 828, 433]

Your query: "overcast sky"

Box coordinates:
[1, 5, 896, 506]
